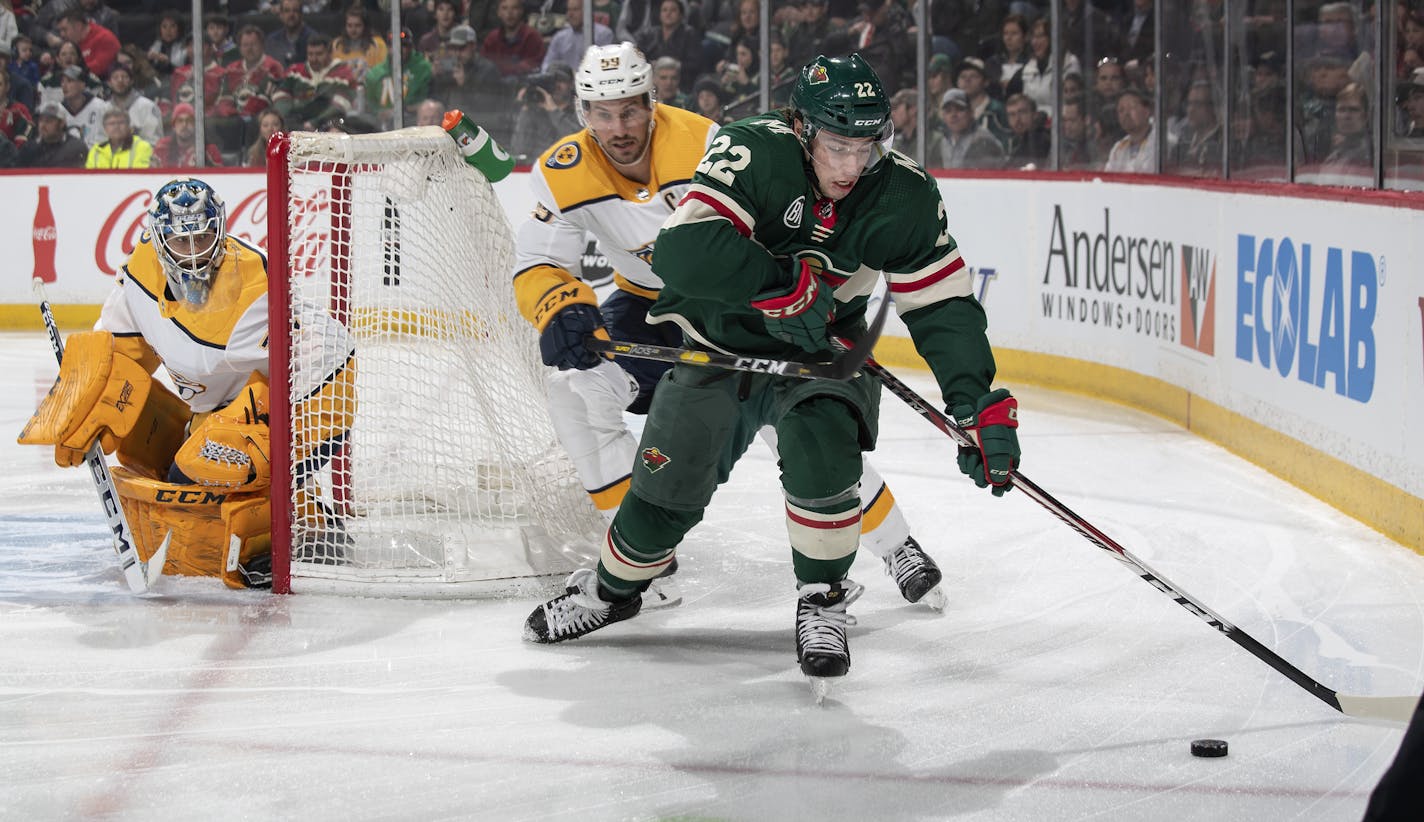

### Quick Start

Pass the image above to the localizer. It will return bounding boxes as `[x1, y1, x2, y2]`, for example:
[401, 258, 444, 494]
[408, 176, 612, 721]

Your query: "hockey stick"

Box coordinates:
[851, 346, 1419, 723]
[586, 295, 889, 381]
[34, 280, 167, 593]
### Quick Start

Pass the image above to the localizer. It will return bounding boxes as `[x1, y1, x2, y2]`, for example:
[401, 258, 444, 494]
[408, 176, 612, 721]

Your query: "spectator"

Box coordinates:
[845, 0, 914, 92]
[333, 5, 387, 82]
[84, 108, 152, 168]
[1319, 82, 1372, 170]
[1400, 11, 1424, 79]
[956, 56, 1008, 144]
[104, 63, 162, 145]
[9, 34, 41, 92]
[1093, 57, 1127, 106]
[244, 107, 284, 167]
[691, 73, 729, 123]
[1061, 0, 1120, 66]
[414, 97, 445, 127]
[510, 62, 578, 160]
[592, 0, 620, 28]
[430, 24, 509, 139]
[1168, 80, 1221, 175]
[146, 13, 191, 87]
[39, 41, 102, 109]
[1059, 94, 1096, 169]
[719, 35, 757, 102]
[926, 53, 955, 111]
[17, 102, 86, 167]
[267, 0, 320, 68]
[933, 87, 1005, 168]
[274, 34, 357, 131]
[651, 56, 689, 109]
[203, 13, 240, 68]
[212, 25, 286, 154]
[888, 88, 945, 166]
[1400, 68, 1424, 137]
[615, 0, 658, 43]
[1003, 92, 1049, 167]
[364, 28, 432, 127]
[78, 0, 119, 36]
[0, 1, 16, 57]
[154, 102, 223, 167]
[59, 64, 108, 147]
[1008, 17, 1080, 121]
[484, 0, 545, 77]
[1251, 50, 1284, 93]
[1300, 54, 1352, 161]
[55, 8, 120, 79]
[758, 32, 797, 106]
[420, 0, 463, 54]
[2, 38, 37, 110]
[0, 68, 33, 147]
[992, 13, 1030, 92]
[1119, 0, 1154, 63]
[783, 0, 834, 69]
[638, 0, 702, 89]
[544, 0, 614, 73]
[1103, 88, 1156, 173]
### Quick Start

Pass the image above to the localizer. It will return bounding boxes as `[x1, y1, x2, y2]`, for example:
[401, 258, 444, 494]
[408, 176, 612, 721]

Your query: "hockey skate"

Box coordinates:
[642, 557, 682, 610]
[882, 537, 946, 611]
[524, 568, 642, 643]
[795, 579, 865, 704]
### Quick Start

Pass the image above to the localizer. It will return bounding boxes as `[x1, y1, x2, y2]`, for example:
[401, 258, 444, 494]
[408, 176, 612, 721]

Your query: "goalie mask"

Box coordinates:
[574, 42, 657, 166]
[148, 178, 228, 305]
[790, 53, 895, 176]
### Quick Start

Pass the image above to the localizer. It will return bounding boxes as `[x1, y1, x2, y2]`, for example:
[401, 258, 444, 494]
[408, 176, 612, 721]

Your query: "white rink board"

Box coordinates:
[0, 169, 1419, 498]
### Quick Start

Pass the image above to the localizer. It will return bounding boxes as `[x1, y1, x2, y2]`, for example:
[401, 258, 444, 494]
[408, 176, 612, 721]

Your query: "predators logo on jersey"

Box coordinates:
[547, 142, 582, 169]
[631, 241, 655, 266]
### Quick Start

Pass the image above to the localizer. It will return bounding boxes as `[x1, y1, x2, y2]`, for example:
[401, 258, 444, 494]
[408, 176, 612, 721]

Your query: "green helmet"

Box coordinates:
[790, 53, 892, 142]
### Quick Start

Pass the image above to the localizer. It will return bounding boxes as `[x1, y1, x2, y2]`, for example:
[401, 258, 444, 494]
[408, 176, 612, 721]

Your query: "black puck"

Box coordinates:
[1191, 738, 1228, 758]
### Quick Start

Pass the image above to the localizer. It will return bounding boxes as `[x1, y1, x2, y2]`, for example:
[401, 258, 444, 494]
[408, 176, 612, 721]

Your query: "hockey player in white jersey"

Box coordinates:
[511, 43, 946, 609]
[18, 178, 355, 588]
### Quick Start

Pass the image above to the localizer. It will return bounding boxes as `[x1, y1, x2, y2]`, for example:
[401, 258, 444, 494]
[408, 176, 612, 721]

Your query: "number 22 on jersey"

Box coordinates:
[696, 135, 751, 185]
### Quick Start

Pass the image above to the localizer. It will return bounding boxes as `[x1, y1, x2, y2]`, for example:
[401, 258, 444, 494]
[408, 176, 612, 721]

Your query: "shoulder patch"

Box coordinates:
[546, 141, 582, 169]
[532, 202, 554, 223]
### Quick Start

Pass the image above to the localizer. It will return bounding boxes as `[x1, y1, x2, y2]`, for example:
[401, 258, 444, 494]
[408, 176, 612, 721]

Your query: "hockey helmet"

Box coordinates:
[575, 42, 655, 106]
[790, 53, 892, 143]
[148, 178, 227, 305]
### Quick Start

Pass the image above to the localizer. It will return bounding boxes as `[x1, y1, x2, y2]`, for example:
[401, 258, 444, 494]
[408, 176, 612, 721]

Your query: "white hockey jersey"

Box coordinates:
[512, 103, 719, 306]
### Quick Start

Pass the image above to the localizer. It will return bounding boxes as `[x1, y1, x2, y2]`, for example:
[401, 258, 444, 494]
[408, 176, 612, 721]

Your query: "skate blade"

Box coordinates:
[807, 676, 833, 705]
[641, 578, 683, 610]
[920, 586, 947, 613]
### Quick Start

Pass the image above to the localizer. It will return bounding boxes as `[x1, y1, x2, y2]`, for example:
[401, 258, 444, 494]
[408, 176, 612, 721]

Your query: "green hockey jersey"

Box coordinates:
[649, 110, 997, 408]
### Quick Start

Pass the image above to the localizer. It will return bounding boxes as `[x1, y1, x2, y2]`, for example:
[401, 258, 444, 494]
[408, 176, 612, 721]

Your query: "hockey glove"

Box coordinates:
[539, 303, 609, 371]
[751, 259, 835, 354]
[951, 388, 1020, 497]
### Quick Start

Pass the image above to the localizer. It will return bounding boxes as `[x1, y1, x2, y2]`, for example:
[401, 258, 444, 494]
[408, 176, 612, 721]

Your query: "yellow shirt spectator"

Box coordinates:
[86, 109, 154, 169]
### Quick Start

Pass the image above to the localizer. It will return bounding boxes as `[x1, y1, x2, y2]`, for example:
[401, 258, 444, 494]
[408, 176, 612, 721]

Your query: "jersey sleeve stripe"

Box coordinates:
[678, 184, 754, 237]
[887, 251, 967, 294]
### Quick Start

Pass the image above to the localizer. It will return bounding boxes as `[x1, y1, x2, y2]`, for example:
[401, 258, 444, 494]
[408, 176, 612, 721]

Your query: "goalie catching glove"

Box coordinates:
[751, 259, 835, 354]
[174, 374, 271, 492]
[952, 388, 1019, 497]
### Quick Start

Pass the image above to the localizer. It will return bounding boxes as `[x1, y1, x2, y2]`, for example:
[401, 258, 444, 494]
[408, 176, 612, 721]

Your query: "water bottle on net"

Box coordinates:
[442, 110, 515, 183]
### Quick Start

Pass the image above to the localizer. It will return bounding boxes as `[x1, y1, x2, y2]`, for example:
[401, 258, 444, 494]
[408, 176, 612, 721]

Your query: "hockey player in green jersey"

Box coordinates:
[524, 53, 1021, 698]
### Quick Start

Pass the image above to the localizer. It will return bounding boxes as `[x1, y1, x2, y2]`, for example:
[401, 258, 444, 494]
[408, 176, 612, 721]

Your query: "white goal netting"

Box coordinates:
[271, 127, 602, 596]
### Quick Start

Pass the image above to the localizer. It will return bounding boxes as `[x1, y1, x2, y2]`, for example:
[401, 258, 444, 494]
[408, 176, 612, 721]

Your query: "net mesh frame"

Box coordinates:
[267, 127, 601, 597]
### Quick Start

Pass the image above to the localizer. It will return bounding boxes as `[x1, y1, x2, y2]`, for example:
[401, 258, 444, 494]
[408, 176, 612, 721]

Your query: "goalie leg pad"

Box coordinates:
[18, 331, 155, 466]
[116, 378, 191, 480]
[219, 493, 272, 590]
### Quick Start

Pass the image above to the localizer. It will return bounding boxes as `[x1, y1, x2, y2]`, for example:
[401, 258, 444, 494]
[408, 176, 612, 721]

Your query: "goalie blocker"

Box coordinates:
[19, 330, 275, 589]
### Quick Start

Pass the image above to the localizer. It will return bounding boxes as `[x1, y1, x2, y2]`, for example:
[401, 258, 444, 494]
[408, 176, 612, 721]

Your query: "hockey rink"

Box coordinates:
[1, 329, 1421, 822]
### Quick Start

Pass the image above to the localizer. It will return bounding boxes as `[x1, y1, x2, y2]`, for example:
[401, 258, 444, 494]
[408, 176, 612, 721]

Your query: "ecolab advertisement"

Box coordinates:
[0, 171, 1419, 499]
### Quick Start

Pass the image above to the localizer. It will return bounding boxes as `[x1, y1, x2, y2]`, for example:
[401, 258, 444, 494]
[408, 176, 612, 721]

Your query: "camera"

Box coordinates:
[520, 72, 559, 103]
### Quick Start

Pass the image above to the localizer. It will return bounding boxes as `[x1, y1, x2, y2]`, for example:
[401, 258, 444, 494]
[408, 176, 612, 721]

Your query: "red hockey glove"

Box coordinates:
[750, 259, 835, 353]
[951, 389, 1020, 497]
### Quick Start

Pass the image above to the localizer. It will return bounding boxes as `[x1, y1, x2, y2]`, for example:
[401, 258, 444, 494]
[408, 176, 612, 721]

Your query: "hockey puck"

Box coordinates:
[1190, 739, 1228, 758]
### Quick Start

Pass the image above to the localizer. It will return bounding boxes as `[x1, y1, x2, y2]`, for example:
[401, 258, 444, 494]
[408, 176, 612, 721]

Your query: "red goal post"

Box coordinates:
[265, 128, 601, 596]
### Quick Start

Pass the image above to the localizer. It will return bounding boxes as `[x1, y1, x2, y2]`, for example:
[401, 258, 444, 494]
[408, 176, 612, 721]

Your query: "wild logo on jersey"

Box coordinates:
[641, 446, 670, 473]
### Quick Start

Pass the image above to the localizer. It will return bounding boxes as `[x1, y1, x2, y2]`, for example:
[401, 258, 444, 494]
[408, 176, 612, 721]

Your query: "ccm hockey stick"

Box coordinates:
[852, 346, 1419, 723]
[587, 295, 889, 381]
[34, 280, 167, 593]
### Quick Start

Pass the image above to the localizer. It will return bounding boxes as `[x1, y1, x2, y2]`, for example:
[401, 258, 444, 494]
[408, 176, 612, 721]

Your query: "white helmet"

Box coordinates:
[574, 42, 654, 104]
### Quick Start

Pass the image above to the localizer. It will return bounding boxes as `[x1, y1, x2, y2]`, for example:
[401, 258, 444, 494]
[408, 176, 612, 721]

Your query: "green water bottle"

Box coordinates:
[443, 110, 515, 183]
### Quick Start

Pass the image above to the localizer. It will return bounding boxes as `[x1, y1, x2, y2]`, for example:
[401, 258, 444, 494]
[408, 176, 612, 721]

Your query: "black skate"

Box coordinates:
[882, 537, 946, 611]
[524, 568, 642, 643]
[795, 579, 865, 703]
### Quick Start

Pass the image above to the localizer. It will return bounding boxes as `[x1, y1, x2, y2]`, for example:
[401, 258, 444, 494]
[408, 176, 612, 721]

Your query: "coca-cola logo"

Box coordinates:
[94, 190, 151, 276]
[227, 190, 269, 249]
[33, 226, 57, 242]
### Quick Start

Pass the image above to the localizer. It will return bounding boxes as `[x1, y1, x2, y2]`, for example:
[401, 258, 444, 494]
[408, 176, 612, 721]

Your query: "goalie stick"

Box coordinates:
[586, 295, 889, 381]
[847, 343, 1419, 723]
[34, 280, 167, 593]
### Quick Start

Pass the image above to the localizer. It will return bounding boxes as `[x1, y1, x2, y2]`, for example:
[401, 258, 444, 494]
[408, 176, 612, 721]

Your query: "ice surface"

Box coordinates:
[2, 331, 1420, 821]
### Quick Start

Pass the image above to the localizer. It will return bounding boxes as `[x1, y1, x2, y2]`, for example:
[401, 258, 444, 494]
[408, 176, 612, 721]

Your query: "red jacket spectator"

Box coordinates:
[56, 10, 121, 78]
[483, 0, 545, 77]
[153, 103, 224, 167]
[214, 27, 286, 118]
[0, 72, 34, 147]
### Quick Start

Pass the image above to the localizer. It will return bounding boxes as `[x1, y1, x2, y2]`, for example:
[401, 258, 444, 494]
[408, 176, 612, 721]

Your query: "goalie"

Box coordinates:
[17, 178, 356, 589]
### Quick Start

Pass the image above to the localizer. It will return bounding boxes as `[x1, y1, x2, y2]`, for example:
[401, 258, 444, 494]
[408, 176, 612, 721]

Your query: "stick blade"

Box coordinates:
[1336, 693, 1420, 724]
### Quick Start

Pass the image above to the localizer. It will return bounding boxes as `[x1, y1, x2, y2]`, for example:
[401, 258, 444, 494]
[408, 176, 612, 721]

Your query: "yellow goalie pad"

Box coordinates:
[175, 373, 271, 492]
[18, 331, 162, 467]
[293, 355, 357, 463]
[111, 467, 271, 589]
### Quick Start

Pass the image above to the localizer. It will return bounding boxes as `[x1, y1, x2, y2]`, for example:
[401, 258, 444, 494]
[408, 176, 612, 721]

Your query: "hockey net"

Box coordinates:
[266, 127, 602, 596]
